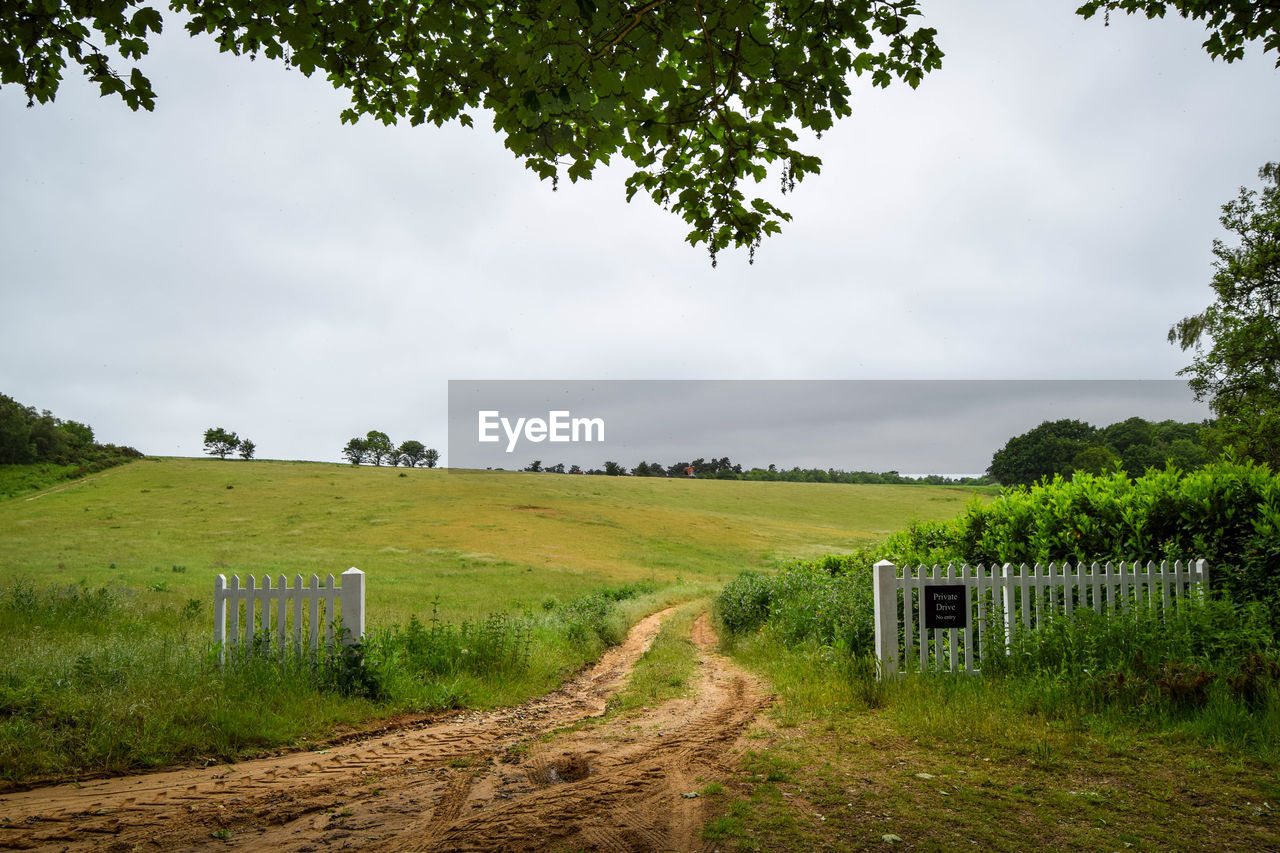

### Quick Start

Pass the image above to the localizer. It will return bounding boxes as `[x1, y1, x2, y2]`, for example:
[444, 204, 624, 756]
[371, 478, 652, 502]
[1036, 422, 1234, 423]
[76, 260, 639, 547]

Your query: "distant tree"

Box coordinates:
[237, 439, 256, 460]
[1164, 438, 1210, 472]
[29, 410, 69, 461]
[568, 464, 582, 475]
[422, 448, 440, 469]
[0, 394, 36, 464]
[633, 461, 651, 477]
[342, 437, 369, 466]
[603, 460, 626, 476]
[1153, 419, 1203, 446]
[1099, 416, 1154, 456]
[987, 419, 1097, 487]
[546, 462, 566, 474]
[1118, 443, 1165, 478]
[988, 415, 1215, 485]
[1169, 161, 1280, 470]
[397, 440, 425, 467]
[1070, 444, 1120, 476]
[203, 427, 240, 460]
[364, 431, 394, 466]
[524, 460, 543, 473]
[60, 420, 94, 451]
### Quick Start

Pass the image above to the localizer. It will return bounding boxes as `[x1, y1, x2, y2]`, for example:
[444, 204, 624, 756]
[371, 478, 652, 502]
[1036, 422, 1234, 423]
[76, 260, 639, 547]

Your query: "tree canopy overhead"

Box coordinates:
[3, 2, 1276, 260]
[2, 0, 943, 260]
[1076, 1, 1280, 65]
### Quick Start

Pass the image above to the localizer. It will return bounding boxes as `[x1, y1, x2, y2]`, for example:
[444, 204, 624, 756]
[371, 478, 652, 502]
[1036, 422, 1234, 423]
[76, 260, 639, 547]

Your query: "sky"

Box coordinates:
[2, 1, 1278, 470]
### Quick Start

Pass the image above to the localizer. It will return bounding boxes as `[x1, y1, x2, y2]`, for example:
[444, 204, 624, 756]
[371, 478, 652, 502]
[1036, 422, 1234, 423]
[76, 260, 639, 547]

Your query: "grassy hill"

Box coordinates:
[0, 457, 985, 625]
[0, 457, 989, 783]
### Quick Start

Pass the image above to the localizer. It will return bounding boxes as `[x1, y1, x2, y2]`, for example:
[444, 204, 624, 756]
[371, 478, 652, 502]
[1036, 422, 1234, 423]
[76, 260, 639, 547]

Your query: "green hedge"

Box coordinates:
[880, 456, 1280, 605]
[716, 457, 1280, 654]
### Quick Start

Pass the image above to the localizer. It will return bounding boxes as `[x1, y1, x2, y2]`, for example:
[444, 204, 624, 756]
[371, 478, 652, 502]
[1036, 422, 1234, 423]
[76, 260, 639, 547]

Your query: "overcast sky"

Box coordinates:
[2, 1, 1277, 469]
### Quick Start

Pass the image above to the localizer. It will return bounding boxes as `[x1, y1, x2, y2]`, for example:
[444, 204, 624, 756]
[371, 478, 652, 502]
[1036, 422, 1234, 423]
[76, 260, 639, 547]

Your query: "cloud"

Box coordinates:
[0, 2, 1276, 463]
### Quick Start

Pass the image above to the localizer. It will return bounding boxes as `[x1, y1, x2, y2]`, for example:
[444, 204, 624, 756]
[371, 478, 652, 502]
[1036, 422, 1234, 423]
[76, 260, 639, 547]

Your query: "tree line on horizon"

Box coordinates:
[514, 457, 990, 486]
[514, 413, 1231, 488]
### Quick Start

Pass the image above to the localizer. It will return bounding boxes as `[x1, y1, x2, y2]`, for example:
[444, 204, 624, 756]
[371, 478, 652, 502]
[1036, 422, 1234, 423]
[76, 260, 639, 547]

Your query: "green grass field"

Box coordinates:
[0, 457, 983, 625]
[0, 458, 985, 783]
[3, 458, 1276, 849]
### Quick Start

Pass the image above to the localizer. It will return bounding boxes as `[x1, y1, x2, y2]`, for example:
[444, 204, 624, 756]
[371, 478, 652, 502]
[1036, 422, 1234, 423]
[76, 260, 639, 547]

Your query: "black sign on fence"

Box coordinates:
[923, 584, 968, 630]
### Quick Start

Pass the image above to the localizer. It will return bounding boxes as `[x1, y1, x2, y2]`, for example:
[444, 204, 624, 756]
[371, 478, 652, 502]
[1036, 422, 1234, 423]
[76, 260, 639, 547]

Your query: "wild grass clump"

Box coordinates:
[714, 570, 772, 635]
[385, 608, 533, 681]
[982, 592, 1280, 751]
[0, 580, 387, 781]
[0, 449, 144, 499]
[0, 577, 673, 785]
[715, 553, 887, 717]
[715, 551, 877, 654]
[553, 579, 659, 647]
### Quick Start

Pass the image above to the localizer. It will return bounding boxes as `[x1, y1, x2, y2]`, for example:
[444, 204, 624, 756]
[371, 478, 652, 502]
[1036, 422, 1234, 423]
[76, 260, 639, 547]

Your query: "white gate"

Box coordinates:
[873, 559, 1208, 676]
[214, 567, 365, 663]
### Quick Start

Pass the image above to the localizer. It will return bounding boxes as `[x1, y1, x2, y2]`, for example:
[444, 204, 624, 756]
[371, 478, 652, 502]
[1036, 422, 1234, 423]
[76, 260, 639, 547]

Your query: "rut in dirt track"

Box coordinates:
[0, 607, 770, 852]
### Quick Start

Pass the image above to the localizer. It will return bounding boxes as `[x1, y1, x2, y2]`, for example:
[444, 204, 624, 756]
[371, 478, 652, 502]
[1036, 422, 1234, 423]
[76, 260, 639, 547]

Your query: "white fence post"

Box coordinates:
[873, 560, 899, 678]
[214, 574, 227, 665]
[215, 568, 366, 662]
[341, 567, 365, 646]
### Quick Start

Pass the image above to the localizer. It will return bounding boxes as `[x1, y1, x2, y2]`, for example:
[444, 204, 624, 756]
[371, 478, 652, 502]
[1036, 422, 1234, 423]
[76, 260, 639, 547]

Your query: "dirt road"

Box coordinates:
[0, 608, 770, 852]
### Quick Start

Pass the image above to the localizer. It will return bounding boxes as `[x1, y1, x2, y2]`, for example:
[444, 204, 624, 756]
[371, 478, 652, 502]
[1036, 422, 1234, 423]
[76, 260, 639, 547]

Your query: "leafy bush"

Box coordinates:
[715, 571, 773, 635]
[766, 560, 874, 652]
[557, 579, 658, 646]
[715, 550, 878, 655]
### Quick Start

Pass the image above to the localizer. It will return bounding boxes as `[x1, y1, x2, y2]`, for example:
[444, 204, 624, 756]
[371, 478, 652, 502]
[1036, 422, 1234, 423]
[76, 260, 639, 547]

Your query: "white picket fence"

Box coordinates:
[214, 568, 365, 663]
[873, 559, 1209, 676]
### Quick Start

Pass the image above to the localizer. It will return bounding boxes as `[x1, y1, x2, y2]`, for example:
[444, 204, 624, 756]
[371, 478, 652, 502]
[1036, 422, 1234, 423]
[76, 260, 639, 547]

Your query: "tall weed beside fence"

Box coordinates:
[715, 551, 878, 654]
[987, 591, 1280, 757]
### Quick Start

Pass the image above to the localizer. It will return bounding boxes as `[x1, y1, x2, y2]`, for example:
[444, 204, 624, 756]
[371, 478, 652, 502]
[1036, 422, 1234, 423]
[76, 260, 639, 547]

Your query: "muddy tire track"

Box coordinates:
[0, 607, 769, 852]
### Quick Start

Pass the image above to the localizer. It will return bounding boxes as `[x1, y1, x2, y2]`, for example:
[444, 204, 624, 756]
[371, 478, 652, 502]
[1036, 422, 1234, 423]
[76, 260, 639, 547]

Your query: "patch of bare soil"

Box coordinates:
[0, 608, 770, 852]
